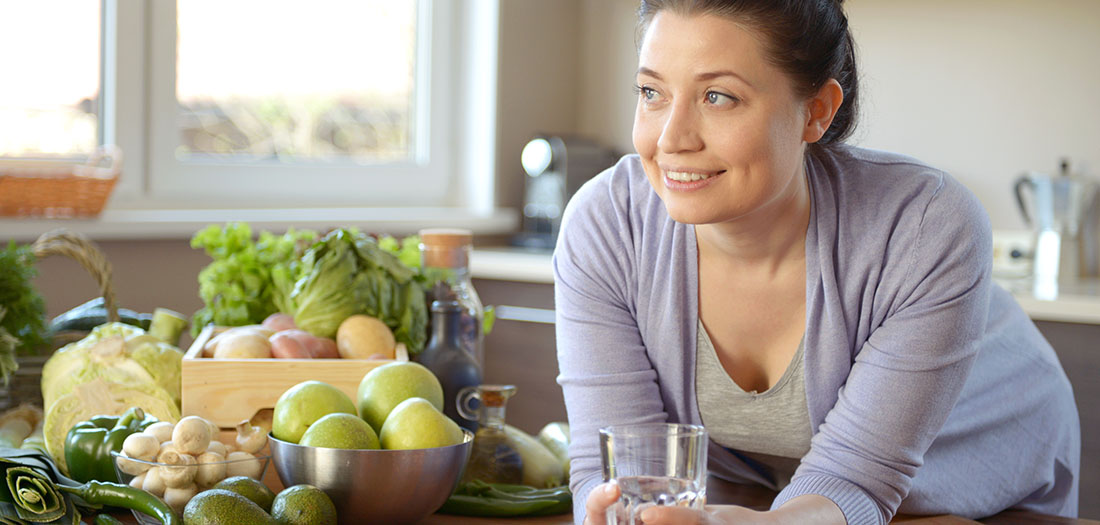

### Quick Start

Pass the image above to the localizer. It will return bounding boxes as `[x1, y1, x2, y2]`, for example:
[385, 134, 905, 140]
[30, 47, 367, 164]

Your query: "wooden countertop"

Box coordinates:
[104, 475, 1097, 524]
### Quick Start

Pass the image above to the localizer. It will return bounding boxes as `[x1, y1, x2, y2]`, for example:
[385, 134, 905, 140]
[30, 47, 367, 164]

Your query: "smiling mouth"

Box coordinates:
[664, 170, 725, 182]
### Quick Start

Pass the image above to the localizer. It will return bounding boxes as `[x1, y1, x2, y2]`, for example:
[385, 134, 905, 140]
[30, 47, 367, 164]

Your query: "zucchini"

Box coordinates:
[537, 422, 571, 480]
[503, 424, 566, 489]
[48, 297, 152, 333]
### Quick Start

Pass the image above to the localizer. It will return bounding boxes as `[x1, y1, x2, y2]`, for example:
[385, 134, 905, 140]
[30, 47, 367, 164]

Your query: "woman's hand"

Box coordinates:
[636, 505, 768, 525]
[585, 482, 769, 525]
[583, 482, 622, 525]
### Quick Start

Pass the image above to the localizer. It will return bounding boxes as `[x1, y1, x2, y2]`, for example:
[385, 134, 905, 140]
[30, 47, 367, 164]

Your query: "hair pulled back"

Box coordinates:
[637, 0, 859, 147]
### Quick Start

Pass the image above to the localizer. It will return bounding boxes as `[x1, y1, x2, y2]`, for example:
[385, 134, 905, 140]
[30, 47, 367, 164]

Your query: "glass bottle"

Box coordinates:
[418, 300, 483, 432]
[419, 228, 485, 367]
[457, 384, 524, 485]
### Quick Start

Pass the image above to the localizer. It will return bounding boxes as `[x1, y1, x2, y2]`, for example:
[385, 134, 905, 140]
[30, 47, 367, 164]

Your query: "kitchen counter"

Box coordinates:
[104, 475, 1099, 524]
[471, 248, 1100, 325]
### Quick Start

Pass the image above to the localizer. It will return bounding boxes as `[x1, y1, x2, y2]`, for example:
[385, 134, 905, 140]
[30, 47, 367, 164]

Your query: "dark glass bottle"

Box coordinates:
[418, 300, 483, 432]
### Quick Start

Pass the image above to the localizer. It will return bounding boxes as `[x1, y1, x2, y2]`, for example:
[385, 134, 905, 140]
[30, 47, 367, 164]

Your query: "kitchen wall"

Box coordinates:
[574, 0, 1100, 232]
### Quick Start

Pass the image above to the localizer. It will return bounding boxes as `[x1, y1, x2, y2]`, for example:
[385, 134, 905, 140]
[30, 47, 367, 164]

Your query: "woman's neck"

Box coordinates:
[694, 166, 811, 276]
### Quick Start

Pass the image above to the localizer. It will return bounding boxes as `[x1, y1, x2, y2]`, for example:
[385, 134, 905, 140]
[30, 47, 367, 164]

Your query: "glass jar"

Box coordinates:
[419, 228, 485, 366]
[457, 384, 524, 485]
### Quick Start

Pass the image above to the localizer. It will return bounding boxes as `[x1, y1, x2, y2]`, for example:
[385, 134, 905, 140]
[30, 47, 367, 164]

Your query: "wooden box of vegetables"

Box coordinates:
[180, 225, 429, 429]
[181, 324, 405, 429]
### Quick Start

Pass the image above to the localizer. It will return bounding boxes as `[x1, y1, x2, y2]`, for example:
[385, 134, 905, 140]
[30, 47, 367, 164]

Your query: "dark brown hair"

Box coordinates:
[637, 0, 859, 147]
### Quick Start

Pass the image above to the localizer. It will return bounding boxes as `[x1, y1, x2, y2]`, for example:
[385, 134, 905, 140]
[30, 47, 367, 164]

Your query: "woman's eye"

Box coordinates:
[640, 86, 659, 101]
[705, 91, 738, 106]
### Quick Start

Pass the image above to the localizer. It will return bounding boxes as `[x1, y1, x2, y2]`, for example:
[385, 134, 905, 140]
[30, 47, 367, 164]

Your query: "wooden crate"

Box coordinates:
[181, 325, 404, 429]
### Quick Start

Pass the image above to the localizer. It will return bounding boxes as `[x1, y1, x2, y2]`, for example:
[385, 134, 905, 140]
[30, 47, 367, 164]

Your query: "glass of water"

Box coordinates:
[599, 423, 708, 525]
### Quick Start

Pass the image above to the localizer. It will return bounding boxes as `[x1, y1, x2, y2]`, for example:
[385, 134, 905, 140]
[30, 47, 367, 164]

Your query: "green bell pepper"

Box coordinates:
[63, 407, 158, 484]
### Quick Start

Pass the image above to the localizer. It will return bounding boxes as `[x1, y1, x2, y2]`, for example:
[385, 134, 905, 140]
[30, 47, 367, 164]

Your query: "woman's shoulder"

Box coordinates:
[560, 154, 666, 236]
[813, 145, 988, 226]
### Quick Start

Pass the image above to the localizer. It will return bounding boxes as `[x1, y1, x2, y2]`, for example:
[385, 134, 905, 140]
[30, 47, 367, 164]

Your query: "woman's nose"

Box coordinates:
[657, 102, 704, 153]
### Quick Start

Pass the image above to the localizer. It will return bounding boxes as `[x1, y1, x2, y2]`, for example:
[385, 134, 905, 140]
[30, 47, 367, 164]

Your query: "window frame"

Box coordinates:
[104, 0, 500, 214]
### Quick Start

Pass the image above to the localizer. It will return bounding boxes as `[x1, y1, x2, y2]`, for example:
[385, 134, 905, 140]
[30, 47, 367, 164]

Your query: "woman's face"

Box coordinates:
[632, 12, 811, 226]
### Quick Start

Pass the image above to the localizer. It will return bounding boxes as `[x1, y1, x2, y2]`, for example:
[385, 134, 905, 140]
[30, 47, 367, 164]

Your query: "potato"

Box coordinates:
[336, 315, 395, 359]
[262, 313, 297, 332]
[204, 325, 275, 357]
[312, 336, 339, 359]
[269, 330, 313, 359]
[213, 331, 273, 359]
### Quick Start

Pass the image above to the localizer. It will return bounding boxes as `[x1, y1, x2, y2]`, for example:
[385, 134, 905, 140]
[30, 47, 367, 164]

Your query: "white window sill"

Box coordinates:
[1, 206, 520, 242]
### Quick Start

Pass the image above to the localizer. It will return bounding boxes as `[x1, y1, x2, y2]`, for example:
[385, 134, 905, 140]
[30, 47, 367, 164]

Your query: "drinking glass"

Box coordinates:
[599, 423, 708, 525]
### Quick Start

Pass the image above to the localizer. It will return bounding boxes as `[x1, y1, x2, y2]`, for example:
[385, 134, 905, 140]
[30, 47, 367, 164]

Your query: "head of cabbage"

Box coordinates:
[40, 322, 183, 472]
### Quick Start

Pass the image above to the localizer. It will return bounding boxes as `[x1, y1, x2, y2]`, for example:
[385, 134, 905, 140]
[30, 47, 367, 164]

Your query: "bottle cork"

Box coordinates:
[419, 228, 473, 269]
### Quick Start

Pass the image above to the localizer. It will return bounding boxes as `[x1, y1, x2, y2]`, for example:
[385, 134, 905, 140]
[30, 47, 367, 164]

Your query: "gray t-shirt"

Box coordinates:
[695, 319, 811, 490]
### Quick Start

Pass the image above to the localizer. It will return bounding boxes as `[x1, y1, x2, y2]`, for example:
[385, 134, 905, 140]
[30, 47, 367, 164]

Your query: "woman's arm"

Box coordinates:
[640, 495, 845, 524]
[774, 173, 994, 523]
[553, 171, 670, 524]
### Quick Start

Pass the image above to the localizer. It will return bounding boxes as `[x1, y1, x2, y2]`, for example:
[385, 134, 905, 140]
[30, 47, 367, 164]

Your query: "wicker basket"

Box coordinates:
[0, 229, 119, 412]
[0, 145, 122, 218]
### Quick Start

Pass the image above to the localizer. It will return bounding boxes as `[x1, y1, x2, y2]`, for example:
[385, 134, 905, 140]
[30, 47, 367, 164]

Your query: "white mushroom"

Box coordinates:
[116, 452, 152, 476]
[158, 450, 197, 488]
[144, 422, 175, 444]
[142, 467, 167, 497]
[225, 451, 264, 479]
[171, 416, 213, 456]
[205, 440, 228, 457]
[194, 451, 227, 488]
[164, 484, 198, 516]
[234, 420, 267, 454]
[129, 472, 146, 490]
[122, 433, 160, 461]
[158, 441, 177, 459]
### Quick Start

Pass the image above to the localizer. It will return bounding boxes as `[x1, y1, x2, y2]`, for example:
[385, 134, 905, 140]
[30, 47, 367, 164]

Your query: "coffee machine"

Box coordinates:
[1014, 159, 1100, 299]
[511, 136, 619, 250]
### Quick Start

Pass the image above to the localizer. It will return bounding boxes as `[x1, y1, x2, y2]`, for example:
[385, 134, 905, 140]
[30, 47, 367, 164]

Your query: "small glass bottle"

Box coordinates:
[419, 300, 483, 432]
[419, 228, 485, 366]
[457, 384, 524, 485]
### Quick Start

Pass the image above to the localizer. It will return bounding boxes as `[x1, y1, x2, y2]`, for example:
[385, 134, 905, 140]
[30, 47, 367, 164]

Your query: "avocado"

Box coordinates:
[270, 484, 338, 525]
[183, 489, 276, 525]
[213, 476, 277, 512]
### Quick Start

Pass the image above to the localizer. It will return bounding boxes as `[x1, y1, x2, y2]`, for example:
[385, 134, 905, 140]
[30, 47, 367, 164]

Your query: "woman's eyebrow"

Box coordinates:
[636, 67, 753, 88]
[696, 70, 753, 88]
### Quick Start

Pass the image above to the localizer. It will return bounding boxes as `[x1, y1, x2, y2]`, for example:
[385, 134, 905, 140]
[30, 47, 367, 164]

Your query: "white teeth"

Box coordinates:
[666, 171, 715, 182]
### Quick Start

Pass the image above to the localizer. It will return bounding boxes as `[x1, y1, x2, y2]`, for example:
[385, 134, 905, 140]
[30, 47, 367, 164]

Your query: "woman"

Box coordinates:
[552, 1, 1080, 524]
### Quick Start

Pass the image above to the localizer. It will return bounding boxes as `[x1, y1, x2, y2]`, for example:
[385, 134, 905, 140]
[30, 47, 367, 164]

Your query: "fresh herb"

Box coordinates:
[377, 234, 422, 271]
[0, 241, 48, 385]
[189, 223, 316, 335]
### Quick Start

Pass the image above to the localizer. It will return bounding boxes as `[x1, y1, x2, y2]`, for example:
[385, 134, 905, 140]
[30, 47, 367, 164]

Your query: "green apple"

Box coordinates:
[272, 380, 357, 444]
[300, 412, 380, 450]
[379, 397, 465, 450]
[357, 361, 444, 434]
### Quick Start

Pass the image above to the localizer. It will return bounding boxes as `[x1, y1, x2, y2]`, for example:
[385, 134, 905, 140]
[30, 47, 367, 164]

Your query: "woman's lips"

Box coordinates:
[662, 169, 725, 191]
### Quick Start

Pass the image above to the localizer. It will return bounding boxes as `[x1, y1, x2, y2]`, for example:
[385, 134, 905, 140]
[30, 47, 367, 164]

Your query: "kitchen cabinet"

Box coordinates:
[1035, 321, 1100, 519]
[474, 277, 563, 436]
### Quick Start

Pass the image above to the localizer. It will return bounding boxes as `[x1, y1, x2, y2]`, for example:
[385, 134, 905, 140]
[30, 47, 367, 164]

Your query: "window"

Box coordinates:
[3, 0, 502, 221]
[0, 1, 101, 158]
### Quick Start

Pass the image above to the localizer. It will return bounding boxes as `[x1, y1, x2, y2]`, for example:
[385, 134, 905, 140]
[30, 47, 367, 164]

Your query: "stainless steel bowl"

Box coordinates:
[268, 431, 473, 525]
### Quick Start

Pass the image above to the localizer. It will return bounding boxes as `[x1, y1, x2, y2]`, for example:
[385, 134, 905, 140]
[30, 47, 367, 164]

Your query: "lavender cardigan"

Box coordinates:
[553, 147, 1079, 524]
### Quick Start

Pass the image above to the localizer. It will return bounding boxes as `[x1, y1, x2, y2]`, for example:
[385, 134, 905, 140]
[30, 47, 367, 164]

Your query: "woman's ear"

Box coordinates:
[803, 79, 844, 144]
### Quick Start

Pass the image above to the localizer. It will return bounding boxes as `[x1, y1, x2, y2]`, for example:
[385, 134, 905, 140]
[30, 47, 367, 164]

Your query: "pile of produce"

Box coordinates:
[199, 311, 404, 360]
[191, 223, 429, 354]
[111, 414, 268, 516]
[0, 446, 178, 525]
[40, 323, 184, 474]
